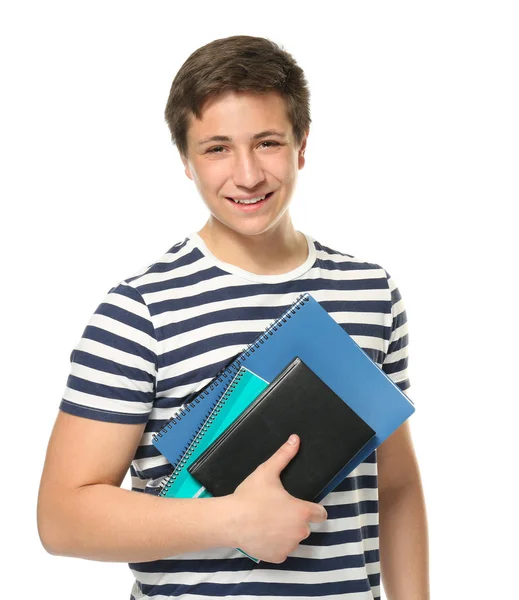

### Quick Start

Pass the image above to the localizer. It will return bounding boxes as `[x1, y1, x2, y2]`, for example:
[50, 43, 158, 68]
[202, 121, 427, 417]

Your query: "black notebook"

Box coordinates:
[188, 357, 376, 502]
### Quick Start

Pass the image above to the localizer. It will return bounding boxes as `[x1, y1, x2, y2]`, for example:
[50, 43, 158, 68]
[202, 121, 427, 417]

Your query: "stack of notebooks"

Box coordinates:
[152, 292, 415, 562]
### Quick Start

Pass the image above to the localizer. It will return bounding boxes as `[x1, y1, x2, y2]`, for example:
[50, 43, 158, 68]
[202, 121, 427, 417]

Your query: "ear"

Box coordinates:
[180, 151, 194, 181]
[298, 128, 309, 170]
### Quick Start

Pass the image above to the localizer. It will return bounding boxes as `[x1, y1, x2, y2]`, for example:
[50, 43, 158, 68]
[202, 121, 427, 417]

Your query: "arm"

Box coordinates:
[37, 410, 239, 562]
[377, 421, 430, 600]
[37, 412, 326, 564]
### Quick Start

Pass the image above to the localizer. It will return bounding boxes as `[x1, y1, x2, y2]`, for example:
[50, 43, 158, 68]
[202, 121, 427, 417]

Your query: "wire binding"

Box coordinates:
[152, 293, 310, 444]
[159, 369, 246, 497]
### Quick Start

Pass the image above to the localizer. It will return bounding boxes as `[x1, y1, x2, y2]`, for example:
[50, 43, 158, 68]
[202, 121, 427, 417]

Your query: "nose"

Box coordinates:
[232, 150, 266, 189]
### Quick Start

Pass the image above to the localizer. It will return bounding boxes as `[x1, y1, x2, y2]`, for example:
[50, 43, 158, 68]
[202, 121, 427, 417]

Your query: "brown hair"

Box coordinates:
[164, 35, 311, 157]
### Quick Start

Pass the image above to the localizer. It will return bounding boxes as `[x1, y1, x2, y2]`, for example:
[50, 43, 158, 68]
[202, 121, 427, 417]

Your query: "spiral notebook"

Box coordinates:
[153, 293, 415, 502]
[159, 367, 268, 501]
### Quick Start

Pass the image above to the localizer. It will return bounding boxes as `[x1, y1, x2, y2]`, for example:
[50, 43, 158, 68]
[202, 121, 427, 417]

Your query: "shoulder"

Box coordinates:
[107, 234, 203, 297]
[95, 235, 203, 322]
[308, 233, 391, 284]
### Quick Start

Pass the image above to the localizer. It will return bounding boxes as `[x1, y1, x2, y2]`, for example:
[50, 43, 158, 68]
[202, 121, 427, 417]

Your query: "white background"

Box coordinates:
[1, 1, 517, 598]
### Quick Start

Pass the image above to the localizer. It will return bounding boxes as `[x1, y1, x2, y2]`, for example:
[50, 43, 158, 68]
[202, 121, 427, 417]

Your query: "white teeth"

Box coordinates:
[232, 195, 266, 204]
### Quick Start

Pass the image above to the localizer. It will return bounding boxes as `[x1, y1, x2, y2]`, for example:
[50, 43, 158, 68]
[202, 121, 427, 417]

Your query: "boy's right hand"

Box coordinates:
[227, 434, 328, 564]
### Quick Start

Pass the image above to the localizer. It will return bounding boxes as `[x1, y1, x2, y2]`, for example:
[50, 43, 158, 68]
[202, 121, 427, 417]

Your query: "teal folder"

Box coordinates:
[159, 367, 268, 500]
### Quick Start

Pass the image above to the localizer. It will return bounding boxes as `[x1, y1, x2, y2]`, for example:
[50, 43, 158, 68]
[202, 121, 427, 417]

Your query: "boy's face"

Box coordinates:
[181, 90, 307, 239]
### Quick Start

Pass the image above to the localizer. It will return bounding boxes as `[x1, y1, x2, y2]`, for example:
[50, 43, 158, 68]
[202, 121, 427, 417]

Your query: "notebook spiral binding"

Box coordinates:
[158, 368, 247, 497]
[151, 293, 310, 451]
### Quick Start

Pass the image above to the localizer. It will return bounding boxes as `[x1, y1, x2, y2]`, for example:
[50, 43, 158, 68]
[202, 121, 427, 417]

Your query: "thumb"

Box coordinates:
[261, 434, 300, 477]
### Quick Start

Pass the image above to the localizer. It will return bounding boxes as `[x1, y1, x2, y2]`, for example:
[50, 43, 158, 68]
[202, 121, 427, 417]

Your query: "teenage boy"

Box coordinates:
[38, 35, 429, 600]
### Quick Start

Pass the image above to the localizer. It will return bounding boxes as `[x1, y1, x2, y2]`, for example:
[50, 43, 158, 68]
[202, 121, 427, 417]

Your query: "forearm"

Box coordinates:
[378, 481, 430, 600]
[38, 483, 237, 563]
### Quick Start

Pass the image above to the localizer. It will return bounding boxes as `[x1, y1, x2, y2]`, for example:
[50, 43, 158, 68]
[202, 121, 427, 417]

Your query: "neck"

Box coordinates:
[197, 217, 308, 276]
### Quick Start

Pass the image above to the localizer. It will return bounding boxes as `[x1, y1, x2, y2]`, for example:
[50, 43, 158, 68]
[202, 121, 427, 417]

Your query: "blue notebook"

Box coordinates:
[153, 293, 415, 502]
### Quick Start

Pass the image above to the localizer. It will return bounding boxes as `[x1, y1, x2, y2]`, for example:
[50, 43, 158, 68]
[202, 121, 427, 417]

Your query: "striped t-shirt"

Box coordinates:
[60, 231, 411, 600]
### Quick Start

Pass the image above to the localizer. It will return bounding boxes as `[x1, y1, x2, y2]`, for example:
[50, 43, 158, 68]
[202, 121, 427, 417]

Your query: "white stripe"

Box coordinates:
[288, 536, 379, 560]
[134, 563, 376, 586]
[133, 593, 376, 600]
[390, 321, 409, 344]
[133, 453, 170, 473]
[88, 313, 155, 349]
[382, 345, 408, 365]
[147, 288, 391, 327]
[74, 338, 156, 373]
[69, 363, 154, 393]
[142, 270, 250, 304]
[303, 265, 387, 282]
[159, 343, 245, 380]
[315, 247, 379, 266]
[102, 286, 152, 319]
[62, 387, 151, 416]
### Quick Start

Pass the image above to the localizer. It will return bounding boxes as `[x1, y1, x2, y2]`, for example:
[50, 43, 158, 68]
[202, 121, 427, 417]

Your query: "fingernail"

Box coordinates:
[288, 434, 297, 446]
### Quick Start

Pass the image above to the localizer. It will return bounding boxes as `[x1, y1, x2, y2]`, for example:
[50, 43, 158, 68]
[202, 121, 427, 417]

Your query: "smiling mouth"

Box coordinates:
[226, 191, 274, 205]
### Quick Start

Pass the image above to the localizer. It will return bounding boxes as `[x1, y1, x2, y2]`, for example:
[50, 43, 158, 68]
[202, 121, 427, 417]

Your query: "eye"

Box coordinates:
[206, 146, 226, 154]
[259, 140, 280, 149]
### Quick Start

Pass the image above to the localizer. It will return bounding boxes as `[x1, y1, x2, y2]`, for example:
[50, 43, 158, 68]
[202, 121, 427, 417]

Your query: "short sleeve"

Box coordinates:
[60, 282, 157, 424]
[382, 272, 411, 394]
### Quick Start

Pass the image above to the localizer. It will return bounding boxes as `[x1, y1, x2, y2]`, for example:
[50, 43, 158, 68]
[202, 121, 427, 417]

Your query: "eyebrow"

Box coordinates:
[196, 130, 287, 147]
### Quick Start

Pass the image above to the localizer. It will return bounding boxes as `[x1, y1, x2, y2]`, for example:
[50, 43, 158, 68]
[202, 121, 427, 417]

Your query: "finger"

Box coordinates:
[260, 434, 300, 477]
[306, 502, 328, 523]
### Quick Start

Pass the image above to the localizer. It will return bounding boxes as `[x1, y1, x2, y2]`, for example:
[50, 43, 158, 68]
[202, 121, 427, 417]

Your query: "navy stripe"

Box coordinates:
[156, 338, 381, 392]
[66, 374, 153, 404]
[71, 350, 154, 383]
[131, 548, 378, 573]
[339, 322, 388, 339]
[387, 332, 409, 354]
[155, 300, 390, 342]
[110, 282, 146, 305]
[316, 257, 381, 272]
[319, 299, 390, 314]
[156, 305, 288, 341]
[156, 352, 237, 392]
[134, 443, 162, 461]
[314, 241, 354, 258]
[395, 379, 411, 392]
[332, 475, 378, 493]
[82, 325, 157, 365]
[138, 578, 372, 597]
[383, 357, 409, 376]
[391, 307, 407, 331]
[390, 283, 402, 305]
[302, 523, 378, 547]
[325, 500, 378, 519]
[140, 463, 180, 481]
[148, 277, 389, 317]
[60, 401, 149, 424]
[362, 347, 385, 364]
[134, 247, 204, 277]
[95, 302, 155, 339]
[137, 266, 227, 295]
[152, 396, 188, 410]
[165, 238, 189, 254]
[145, 419, 170, 433]
[126, 240, 190, 283]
